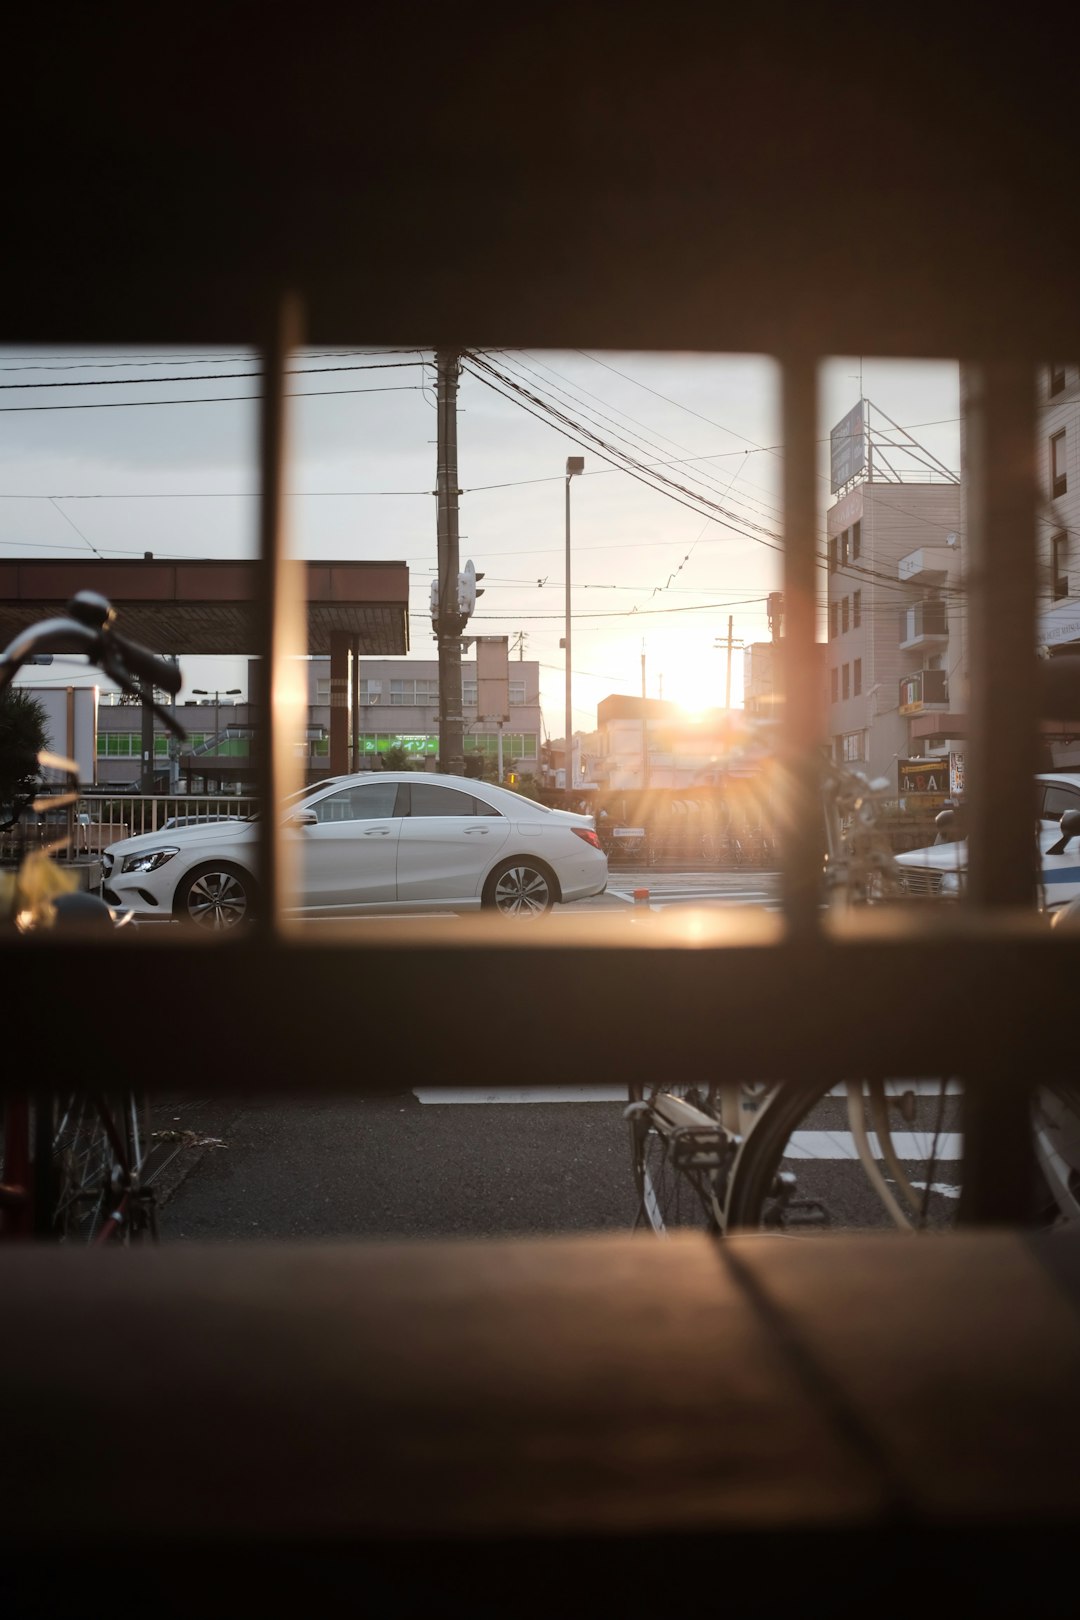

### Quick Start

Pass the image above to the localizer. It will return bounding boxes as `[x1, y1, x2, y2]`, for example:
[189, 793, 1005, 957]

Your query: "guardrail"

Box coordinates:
[0, 793, 257, 860]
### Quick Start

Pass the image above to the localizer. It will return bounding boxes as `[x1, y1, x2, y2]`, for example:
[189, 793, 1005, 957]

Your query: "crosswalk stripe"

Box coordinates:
[413, 1085, 626, 1105]
[785, 1130, 963, 1161]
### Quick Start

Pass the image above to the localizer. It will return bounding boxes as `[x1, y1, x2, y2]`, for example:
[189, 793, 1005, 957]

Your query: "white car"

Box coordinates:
[894, 772, 1080, 909]
[101, 772, 607, 928]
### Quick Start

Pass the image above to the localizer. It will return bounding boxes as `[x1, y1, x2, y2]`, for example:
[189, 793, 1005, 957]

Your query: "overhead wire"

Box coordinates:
[462, 351, 965, 604]
[0, 361, 431, 391]
[0, 384, 427, 414]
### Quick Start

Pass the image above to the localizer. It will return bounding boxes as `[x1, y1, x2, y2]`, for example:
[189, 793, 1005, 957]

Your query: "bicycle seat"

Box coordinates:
[51, 891, 122, 932]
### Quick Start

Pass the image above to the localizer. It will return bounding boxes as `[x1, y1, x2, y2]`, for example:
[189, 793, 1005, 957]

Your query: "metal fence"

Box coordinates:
[0, 794, 256, 862]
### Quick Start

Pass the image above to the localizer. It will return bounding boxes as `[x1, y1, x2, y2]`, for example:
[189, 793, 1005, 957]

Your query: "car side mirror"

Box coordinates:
[286, 808, 318, 827]
[1048, 807, 1080, 855]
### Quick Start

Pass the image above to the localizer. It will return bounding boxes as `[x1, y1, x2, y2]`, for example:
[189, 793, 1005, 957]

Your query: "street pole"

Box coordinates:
[564, 456, 583, 794]
[436, 351, 465, 776]
[713, 622, 744, 712]
[641, 643, 648, 789]
[725, 614, 734, 710]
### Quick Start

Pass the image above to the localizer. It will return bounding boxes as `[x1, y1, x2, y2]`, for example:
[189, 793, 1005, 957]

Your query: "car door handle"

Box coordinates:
[363, 826, 391, 835]
[464, 826, 491, 834]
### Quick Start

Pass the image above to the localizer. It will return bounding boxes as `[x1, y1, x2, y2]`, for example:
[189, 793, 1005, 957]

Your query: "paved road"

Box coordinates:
[160, 1091, 636, 1241]
[156, 872, 792, 1242]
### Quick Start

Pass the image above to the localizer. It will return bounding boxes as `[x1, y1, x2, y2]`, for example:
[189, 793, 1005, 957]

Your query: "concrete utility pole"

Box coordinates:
[435, 352, 465, 776]
[713, 618, 744, 710]
[641, 643, 649, 789]
[563, 456, 584, 792]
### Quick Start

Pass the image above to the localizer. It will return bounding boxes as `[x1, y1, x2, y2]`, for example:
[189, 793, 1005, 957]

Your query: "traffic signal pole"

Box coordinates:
[435, 351, 465, 776]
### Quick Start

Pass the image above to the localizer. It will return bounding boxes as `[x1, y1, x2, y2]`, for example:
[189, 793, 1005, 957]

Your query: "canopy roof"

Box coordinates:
[0, 559, 409, 657]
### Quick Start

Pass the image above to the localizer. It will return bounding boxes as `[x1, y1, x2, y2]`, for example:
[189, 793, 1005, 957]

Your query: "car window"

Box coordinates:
[1042, 785, 1080, 821]
[312, 782, 401, 823]
[404, 782, 502, 818]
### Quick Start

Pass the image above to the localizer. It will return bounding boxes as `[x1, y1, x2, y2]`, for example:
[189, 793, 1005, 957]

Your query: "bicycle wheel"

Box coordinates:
[725, 1076, 964, 1233]
[40, 1093, 157, 1243]
[628, 1083, 726, 1233]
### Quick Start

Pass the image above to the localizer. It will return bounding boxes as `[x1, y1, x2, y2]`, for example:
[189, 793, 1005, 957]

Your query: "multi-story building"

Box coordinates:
[1038, 361, 1080, 767]
[304, 656, 542, 777]
[79, 656, 543, 789]
[826, 479, 962, 790]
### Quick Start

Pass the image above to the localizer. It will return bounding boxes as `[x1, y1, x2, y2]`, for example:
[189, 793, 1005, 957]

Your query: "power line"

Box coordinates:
[0, 347, 425, 373]
[0, 488, 432, 500]
[463, 352, 788, 557]
[0, 361, 430, 391]
[47, 497, 105, 560]
[0, 385, 426, 415]
[463, 352, 960, 602]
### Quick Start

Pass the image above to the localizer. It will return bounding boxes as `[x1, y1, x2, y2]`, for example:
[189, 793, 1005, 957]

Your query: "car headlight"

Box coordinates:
[100, 851, 114, 877]
[939, 870, 961, 896]
[120, 847, 180, 874]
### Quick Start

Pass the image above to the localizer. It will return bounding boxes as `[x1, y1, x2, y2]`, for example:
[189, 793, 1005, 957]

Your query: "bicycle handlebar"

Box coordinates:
[0, 593, 186, 738]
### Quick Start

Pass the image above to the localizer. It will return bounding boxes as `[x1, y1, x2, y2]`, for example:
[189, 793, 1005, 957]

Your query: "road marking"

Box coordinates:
[826, 1080, 962, 1097]
[785, 1131, 963, 1160]
[413, 1085, 626, 1105]
[606, 887, 773, 906]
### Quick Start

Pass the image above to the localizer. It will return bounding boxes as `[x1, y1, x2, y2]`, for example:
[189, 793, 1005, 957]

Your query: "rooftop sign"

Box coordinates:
[830, 401, 866, 493]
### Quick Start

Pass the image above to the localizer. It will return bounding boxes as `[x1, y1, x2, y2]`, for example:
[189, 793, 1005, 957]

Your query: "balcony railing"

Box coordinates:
[899, 667, 950, 714]
[898, 598, 949, 648]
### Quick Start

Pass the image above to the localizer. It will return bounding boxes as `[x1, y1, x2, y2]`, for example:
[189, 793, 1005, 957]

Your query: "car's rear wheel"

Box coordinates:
[174, 862, 257, 931]
[482, 857, 557, 916]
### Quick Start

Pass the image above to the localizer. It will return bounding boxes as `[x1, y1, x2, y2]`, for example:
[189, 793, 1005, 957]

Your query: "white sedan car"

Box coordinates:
[895, 772, 1080, 909]
[101, 772, 607, 928]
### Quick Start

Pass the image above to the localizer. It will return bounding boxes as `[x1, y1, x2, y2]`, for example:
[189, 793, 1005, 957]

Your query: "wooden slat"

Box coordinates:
[1, 908, 1076, 1095]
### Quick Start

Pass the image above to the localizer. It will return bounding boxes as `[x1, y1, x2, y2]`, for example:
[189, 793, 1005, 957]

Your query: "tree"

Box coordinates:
[381, 742, 416, 772]
[0, 689, 50, 829]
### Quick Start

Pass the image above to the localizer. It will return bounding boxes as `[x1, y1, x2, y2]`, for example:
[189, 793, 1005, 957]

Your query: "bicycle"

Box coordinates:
[0, 592, 184, 1243]
[626, 739, 977, 1236]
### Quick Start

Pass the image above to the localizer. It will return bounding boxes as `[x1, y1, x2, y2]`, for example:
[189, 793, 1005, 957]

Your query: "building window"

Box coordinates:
[853, 589, 861, 629]
[841, 596, 850, 634]
[389, 678, 439, 706]
[1052, 532, 1069, 600]
[852, 520, 861, 559]
[853, 658, 862, 697]
[842, 664, 850, 700]
[828, 534, 837, 573]
[829, 601, 838, 639]
[1052, 430, 1067, 498]
[316, 677, 331, 703]
[1051, 364, 1067, 398]
[462, 680, 529, 708]
[359, 680, 382, 705]
[841, 731, 864, 763]
[840, 528, 850, 566]
[830, 668, 838, 703]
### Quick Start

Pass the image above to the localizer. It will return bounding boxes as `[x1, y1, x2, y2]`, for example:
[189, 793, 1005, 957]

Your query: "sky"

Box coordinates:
[0, 346, 960, 737]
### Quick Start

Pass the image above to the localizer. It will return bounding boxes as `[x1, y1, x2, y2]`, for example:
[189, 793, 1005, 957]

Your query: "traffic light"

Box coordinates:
[457, 559, 485, 617]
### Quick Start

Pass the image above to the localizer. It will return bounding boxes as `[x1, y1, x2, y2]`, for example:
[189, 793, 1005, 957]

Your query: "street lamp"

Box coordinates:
[192, 688, 241, 753]
[564, 455, 584, 794]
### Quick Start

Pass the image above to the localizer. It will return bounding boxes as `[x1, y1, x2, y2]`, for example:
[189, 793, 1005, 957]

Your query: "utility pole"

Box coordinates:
[767, 591, 784, 646]
[641, 642, 649, 789]
[714, 619, 745, 710]
[435, 351, 465, 776]
[725, 615, 734, 710]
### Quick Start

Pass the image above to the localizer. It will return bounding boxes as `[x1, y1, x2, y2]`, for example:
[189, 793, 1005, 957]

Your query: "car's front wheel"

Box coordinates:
[482, 858, 558, 917]
[174, 863, 257, 931]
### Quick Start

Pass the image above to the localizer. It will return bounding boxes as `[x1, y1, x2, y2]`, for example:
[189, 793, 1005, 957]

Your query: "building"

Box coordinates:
[826, 423, 962, 792]
[586, 696, 748, 790]
[1037, 362, 1080, 767]
[85, 657, 544, 789]
[304, 656, 542, 778]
